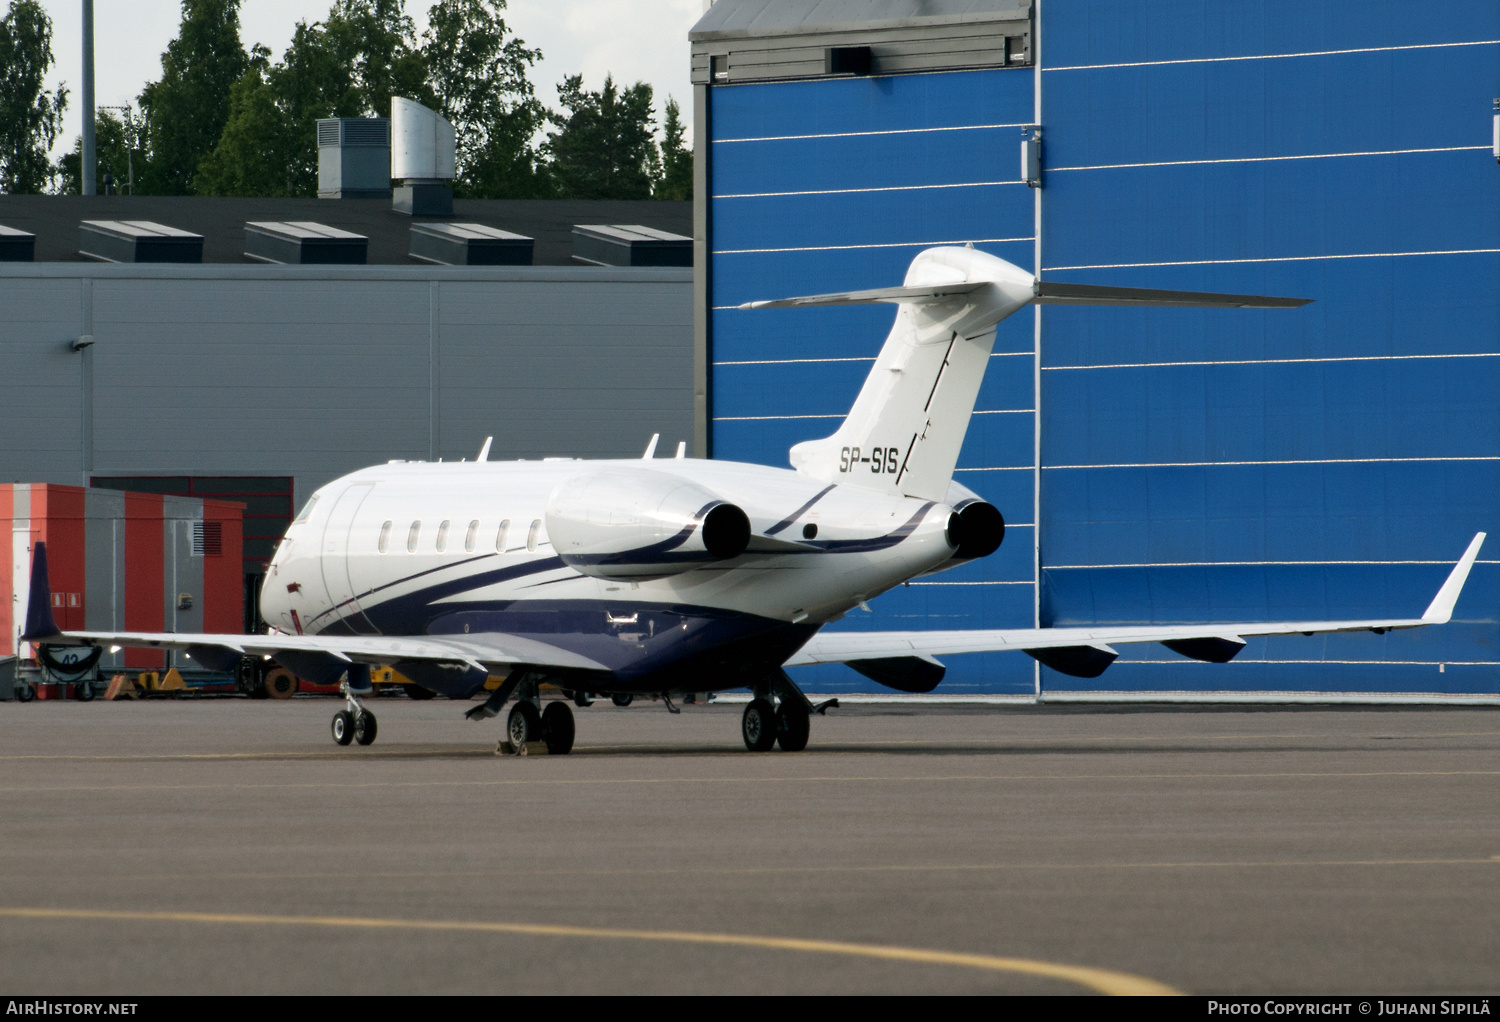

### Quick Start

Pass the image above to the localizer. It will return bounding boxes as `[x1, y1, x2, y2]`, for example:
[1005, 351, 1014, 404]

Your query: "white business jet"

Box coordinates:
[23, 247, 1485, 754]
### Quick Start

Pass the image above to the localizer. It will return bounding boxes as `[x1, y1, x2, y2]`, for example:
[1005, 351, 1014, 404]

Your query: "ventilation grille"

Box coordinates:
[316, 118, 390, 148]
[192, 520, 223, 557]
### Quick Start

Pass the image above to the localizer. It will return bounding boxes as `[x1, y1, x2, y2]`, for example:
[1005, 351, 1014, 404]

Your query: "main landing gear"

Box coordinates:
[741, 672, 832, 753]
[331, 681, 378, 747]
[505, 700, 574, 755]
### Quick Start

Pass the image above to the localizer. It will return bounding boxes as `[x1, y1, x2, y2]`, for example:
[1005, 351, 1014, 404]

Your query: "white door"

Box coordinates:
[12, 528, 30, 658]
[320, 483, 377, 633]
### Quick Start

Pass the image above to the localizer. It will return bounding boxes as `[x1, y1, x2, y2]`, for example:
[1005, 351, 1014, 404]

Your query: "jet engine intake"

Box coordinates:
[949, 500, 1005, 560]
[546, 468, 751, 580]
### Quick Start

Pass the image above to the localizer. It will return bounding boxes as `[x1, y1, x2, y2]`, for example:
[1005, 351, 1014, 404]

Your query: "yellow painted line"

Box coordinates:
[4, 768, 1500, 795]
[0, 906, 1180, 995]
[63, 856, 1500, 886]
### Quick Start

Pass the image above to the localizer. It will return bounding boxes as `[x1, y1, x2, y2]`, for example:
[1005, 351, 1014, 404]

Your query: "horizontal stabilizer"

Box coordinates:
[738, 282, 987, 310]
[1033, 281, 1310, 308]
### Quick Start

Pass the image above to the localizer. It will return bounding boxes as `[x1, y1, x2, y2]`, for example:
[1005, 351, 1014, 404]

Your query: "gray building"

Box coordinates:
[0, 196, 693, 591]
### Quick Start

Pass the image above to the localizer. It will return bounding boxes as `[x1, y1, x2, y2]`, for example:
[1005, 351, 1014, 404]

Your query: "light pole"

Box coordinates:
[81, 0, 95, 195]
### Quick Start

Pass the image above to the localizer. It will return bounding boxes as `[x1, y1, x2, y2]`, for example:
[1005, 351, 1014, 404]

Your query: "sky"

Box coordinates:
[37, 0, 705, 159]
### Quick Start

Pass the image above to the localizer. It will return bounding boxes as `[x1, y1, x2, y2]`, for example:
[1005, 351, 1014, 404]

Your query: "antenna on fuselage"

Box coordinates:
[674, 441, 686, 459]
[642, 434, 660, 459]
[477, 436, 492, 461]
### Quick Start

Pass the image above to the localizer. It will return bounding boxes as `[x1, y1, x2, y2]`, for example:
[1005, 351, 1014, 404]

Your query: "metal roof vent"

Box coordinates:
[245, 221, 368, 265]
[80, 220, 203, 263]
[391, 97, 456, 216]
[409, 222, 533, 266]
[0, 224, 35, 262]
[317, 117, 391, 199]
[572, 225, 693, 267]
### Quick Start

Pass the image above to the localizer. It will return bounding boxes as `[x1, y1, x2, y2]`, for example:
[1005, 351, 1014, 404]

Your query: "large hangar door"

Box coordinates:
[706, 66, 1038, 696]
[320, 482, 378, 634]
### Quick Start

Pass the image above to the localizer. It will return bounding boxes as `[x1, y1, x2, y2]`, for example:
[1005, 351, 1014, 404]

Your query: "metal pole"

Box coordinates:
[81, 0, 95, 195]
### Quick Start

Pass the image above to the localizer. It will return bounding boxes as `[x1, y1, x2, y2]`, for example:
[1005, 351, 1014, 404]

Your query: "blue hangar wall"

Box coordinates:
[699, 0, 1500, 696]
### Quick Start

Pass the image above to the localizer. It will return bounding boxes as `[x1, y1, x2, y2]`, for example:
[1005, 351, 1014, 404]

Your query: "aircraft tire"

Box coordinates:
[571, 690, 594, 708]
[742, 699, 777, 752]
[507, 701, 541, 748]
[541, 702, 575, 755]
[331, 710, 355, 746]
[354, 710, 378, 746]
[610, 693, 633, 708]
[775, 701, 809, 753]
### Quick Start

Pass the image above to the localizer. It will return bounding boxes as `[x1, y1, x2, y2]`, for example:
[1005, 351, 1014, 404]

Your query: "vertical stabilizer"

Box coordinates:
[784, 248, 1034, 502]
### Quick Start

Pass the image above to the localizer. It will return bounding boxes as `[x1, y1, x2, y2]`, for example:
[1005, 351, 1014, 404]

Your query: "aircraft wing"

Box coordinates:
[49, 629, 607, 675]
[19, 541, 608, 677]
[786, 533, 1485, 683]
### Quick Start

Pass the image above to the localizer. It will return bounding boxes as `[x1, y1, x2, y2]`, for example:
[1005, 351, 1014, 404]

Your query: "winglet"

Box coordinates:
[1421, 533, 1486, 623]
[20, 541, 61, 641]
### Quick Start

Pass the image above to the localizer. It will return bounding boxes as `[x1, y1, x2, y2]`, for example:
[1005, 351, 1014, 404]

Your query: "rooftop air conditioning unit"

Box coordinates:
[317, 118, 391, 199]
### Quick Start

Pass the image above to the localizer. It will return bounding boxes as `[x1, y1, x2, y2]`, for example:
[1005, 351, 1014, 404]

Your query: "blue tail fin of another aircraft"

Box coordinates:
[21, 541, 61, 642]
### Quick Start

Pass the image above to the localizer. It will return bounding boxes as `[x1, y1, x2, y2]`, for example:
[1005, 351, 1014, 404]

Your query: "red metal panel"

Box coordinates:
[0, 485, 12, 656]
[201, 499, 244, 635]
[40, 485, 87, 632]
[124, 492, 164, 669]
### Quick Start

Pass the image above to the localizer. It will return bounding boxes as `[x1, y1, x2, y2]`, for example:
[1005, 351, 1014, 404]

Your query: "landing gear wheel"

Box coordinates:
[331, 710, 354, 745]
[405, 684, 436, 700]
[742, 699, 777, 752]
[74, 680, 95, 702]
[610, 693, 633, 708]
[507, 701, 541, 749]
[775, 700, 810, 752]
[541, 702, 575, 755]
[571, 690, 594, 708]
[354, 710, 378, 746]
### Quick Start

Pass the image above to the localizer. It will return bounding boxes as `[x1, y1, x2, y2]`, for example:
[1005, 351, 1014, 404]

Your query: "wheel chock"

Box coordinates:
[103, 674, 139, 700]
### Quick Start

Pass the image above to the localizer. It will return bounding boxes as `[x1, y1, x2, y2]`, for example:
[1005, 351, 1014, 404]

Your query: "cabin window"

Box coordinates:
[407, 521, 421, 553]
[293, 495, 318, 523]
[526, 518, 542, 552]
[496, 519, 510, 552]
[377, 520, 392, 553]
[436, 519, 450, 552]
[464, 520, 478, 553]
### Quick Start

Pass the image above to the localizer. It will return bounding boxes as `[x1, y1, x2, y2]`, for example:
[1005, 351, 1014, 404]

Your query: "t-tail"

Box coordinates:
[741, 246, 1311, 503]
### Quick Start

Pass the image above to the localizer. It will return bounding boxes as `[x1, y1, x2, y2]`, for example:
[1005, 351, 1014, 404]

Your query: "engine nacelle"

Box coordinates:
[545, 468, 751, 580]
[948, 500, 1005, 560]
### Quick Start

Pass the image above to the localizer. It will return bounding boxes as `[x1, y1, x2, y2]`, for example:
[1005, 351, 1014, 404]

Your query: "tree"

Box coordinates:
[57, 109, 142, 194]
[137, 0, 250, 195]
[545, 73, 658, 200]
[195, 46, 301, 197]
[421, 0, 548, 198]
[0, 0, 66, 194]
[654, 96, 690, 201]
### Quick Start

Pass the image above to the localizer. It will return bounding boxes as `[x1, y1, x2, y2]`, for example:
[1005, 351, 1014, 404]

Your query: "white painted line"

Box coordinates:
[1040, 691, 1500, 706]
[1045, 247, 1500, 272]
[713, 236, 1033, 258]
[909, 579, 1035, 586]
[714, 122, 1032, 144]
[712, 413, 845, 421]
[715, 357, 876, 367]
[718, 179, 1024, 200]
[1045, 456, 1500, 469]
[973, 409, 1034, 415]
[1044, 38, 1500, 72]
[1047, 559, 1500, 569]
[1049, 145, 1488, 173]
[1046, 352, 1500, 371]
[955, 466, 1034, 472]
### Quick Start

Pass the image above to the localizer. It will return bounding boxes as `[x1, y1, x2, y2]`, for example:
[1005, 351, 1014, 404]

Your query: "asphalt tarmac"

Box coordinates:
[0, 695, 1496, 995]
